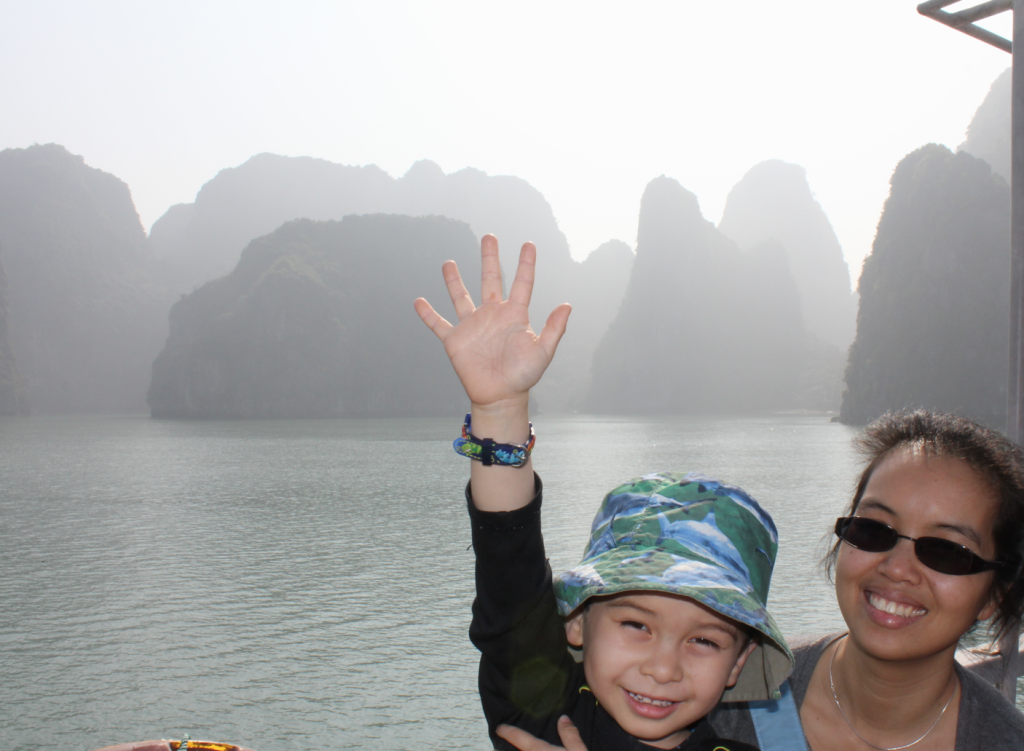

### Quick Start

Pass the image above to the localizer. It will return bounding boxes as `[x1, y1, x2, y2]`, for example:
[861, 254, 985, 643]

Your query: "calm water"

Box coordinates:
[0, 414, 1011, 750]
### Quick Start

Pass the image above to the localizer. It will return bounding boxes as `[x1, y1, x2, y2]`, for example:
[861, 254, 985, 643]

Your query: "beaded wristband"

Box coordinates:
[453, 413, 535, 467]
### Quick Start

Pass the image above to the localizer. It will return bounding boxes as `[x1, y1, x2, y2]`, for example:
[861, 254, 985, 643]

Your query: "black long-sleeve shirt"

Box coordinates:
[467, 476, 759, 751]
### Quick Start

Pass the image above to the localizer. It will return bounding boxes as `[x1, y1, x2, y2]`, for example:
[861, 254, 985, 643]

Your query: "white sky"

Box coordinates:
[0, 1, 1014, 284]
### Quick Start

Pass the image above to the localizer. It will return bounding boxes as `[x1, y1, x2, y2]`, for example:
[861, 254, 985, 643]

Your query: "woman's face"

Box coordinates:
[835, 446, 1000, 662]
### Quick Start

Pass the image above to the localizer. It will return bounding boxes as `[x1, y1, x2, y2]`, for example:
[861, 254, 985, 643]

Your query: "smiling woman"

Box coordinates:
[709, 410, 1024, 751]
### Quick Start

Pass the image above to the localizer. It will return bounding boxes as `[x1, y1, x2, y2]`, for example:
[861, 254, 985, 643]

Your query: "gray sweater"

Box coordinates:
[709, 633, 1024, 750]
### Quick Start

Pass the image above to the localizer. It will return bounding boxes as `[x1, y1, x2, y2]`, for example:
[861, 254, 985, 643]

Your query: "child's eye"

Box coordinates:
[690, 637, 721, 650]
[621, 620, 648, 632]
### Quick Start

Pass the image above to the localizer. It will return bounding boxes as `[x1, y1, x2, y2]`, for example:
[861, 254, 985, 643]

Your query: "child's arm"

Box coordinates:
[414, 234, 570, 509]
[417, 235, 574, 748]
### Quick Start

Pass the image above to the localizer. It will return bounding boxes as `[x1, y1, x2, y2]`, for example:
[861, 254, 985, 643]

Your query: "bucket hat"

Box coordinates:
[553, 471, 794, 702]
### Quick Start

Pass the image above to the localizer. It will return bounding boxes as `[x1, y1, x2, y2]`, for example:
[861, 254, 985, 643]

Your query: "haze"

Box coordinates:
[0, 0, 1012, 279]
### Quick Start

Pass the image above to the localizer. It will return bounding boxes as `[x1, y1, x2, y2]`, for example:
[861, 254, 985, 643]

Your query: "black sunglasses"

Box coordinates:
[834, 516, 1003, 576]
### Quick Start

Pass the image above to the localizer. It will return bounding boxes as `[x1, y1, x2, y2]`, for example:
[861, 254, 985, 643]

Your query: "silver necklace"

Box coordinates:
[829, 635, 957, 751]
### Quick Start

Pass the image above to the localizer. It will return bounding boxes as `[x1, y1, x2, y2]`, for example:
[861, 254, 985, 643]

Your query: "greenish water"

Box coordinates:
[0, 414, 1015, 750]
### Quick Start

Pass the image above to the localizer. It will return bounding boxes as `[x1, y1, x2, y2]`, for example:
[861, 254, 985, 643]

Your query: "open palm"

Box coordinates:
[414, 235, 571, 409]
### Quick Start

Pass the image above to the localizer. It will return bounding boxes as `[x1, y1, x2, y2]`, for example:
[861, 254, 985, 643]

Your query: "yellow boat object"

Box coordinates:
[92, 741, 255, 751]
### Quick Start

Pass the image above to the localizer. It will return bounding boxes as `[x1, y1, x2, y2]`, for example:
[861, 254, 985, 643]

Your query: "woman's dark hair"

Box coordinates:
[824, 409, 1024, 640]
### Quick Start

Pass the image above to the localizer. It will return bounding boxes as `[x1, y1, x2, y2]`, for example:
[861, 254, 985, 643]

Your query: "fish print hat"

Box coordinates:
[553, 471, 794, 702]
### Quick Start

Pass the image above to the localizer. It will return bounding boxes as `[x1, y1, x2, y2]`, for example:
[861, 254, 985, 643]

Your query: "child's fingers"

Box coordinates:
[538, 303, 572, 357]
[442, 260, 476, 320]
[555, 716, 587, 751]
[495, 724, 563, 751]
[507, 241, 537, 309]
[480, 234, 504, 304]
[413, 297, 454, 340]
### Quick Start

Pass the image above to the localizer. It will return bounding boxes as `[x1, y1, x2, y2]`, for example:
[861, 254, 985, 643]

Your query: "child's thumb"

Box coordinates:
[556, 716, 588, 751]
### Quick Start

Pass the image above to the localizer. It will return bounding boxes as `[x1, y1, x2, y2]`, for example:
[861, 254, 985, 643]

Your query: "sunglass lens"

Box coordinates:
[837, 517, 898, 552]
[914, 538, 973, 576]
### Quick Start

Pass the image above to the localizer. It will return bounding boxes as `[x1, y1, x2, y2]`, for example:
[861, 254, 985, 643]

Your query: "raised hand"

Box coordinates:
[495, 716, 588, 751]
[414, 234, 571, 415]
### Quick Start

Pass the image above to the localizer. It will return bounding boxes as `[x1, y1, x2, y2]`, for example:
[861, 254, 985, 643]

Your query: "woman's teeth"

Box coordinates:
[627, 690, 674, 707]
[869, 593, 926, 617]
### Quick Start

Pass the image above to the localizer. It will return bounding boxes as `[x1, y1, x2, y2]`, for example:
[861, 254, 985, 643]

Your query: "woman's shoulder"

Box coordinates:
[787, 633, 845, 703]
[955, 664, 1024, 748]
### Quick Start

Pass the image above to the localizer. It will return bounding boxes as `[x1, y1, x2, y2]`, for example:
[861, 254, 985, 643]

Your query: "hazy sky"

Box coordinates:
[0, 1, 1013, 284]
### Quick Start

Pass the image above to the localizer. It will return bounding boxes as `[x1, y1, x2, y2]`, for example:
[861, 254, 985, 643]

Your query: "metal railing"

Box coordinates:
[919, 0, 1013, 51]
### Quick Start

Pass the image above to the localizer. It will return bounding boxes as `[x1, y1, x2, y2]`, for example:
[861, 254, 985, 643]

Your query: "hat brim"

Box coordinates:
[554, 547, 794, 702]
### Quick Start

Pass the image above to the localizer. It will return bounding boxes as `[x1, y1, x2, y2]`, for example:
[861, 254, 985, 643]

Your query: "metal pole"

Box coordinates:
[919, 0, 1023, 704]
[998, 0, 1024, 703]
[1011, 0, 1024, 446]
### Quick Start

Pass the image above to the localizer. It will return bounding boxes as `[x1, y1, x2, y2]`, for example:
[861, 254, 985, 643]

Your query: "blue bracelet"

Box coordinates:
[453, 414, 535, 467]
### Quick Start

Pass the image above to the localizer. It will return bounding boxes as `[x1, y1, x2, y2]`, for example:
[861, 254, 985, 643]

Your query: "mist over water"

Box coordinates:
[3, 414, 863, 750]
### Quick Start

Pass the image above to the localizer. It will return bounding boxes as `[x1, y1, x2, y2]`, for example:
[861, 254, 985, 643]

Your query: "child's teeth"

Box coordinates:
[628, 690, 673, 707]
[869, 593, 926, 617]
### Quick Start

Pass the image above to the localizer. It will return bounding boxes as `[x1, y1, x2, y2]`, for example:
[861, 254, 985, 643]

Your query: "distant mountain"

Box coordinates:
[0, 144, 172, 413]
[841, 144, 1009, 427]
[718, 160, 856, 352]
[539, 239, 635, 410]
[959, 67, 1010, 183]
[149, 153, 625, 412]
[149, 154, 578, 314]
[0, 251, 29, 415]
[570, 240, 635, 355]
[585, 176, 835, 414]
[149, 215, 484, 418]
[149, 156, 396, 290]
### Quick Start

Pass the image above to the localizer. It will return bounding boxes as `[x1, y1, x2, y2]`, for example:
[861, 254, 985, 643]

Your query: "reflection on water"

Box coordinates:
[2, 414, 1013, 750]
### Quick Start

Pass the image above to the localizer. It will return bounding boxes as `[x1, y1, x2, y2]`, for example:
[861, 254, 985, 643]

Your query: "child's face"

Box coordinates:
[565, 591, 756, 749]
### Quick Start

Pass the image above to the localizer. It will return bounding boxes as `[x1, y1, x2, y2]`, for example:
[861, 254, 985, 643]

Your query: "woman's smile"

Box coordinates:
[864, 588, 928, 626]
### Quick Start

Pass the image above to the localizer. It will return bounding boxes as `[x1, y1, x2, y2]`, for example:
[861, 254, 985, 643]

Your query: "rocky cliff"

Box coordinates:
[718, 160, 856, 353]
[148, 214, 483, 418]
[0, 250, 29, 415]
[0, 144, 171, 413]
[959, 67, 1010, 183]
[841, 145, 1009, 427]
[525, 238, 634, 410]
[585, 176, 829, 414]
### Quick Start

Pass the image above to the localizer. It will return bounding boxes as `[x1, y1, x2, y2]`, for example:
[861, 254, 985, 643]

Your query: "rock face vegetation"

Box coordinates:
[0, 253, 29, 415]
[148, 215, 481, 418]
[840, 145, 1010, 428]
[959, 67, 1010, 184]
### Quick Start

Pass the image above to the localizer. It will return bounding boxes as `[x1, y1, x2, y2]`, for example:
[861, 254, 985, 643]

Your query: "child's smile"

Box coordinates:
[625, 689, 676, 709]
[624, 688, 681, 720]
[566, 592, 756, 749]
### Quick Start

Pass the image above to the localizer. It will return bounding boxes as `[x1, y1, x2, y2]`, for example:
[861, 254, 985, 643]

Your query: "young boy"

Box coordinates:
[414, 236, 793, 750]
